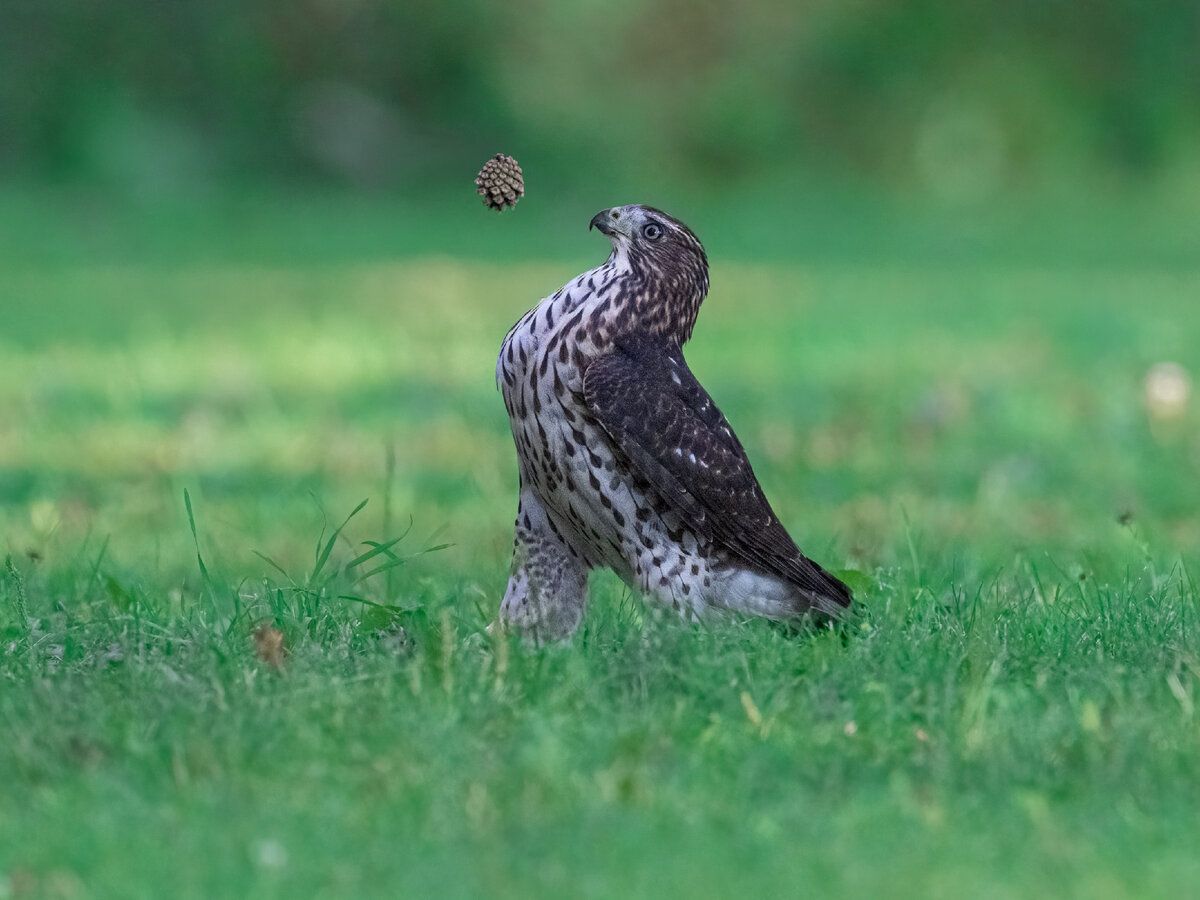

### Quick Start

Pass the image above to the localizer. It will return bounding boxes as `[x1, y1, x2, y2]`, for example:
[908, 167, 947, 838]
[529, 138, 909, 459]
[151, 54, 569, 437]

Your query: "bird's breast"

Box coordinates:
[497, 265, 628, 400]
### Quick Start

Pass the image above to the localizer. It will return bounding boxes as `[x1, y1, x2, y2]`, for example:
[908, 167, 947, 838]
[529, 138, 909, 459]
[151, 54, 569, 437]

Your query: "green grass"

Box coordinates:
[2, 188, 1199, 898]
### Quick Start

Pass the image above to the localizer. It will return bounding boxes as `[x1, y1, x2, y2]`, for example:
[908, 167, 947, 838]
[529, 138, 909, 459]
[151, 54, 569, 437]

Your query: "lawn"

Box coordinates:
[1, 187, 1199, 898]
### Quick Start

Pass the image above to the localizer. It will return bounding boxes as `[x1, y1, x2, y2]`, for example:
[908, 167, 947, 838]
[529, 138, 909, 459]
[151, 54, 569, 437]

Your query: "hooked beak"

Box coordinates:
[589, 208, 620, 237]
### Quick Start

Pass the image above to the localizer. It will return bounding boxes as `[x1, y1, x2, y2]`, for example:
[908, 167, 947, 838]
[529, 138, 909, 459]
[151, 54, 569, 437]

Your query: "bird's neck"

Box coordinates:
[613, 253, 710, 346]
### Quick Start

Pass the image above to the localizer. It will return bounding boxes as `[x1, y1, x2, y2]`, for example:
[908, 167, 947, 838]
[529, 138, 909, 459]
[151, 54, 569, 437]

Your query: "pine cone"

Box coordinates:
[475, 153, 524, 211]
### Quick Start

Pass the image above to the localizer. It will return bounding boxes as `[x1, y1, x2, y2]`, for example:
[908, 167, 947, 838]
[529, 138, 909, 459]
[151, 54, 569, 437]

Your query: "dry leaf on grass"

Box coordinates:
[253, 625, 287, 670]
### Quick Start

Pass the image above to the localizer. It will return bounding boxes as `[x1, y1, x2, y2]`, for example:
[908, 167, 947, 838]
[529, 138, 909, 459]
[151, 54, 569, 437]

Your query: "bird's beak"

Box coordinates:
[589, 208, 619, 237]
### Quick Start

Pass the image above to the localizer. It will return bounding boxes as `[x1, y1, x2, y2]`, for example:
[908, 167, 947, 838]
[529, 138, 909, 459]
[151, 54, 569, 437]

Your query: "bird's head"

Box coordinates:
[589, 205, 707, 272]
[589, 205, 709, 341]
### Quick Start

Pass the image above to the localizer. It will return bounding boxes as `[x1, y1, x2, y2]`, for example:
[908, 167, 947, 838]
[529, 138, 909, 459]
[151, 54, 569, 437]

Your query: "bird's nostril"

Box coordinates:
[610, 210, 620, 220]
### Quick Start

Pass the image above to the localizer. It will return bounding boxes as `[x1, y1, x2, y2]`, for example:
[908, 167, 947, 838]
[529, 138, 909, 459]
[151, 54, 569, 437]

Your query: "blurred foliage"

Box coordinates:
[3, 0, 1199, 195]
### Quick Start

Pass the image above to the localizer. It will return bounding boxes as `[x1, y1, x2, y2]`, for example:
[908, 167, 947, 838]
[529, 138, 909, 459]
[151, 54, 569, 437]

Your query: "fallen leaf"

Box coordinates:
[253, 625, 287, 670]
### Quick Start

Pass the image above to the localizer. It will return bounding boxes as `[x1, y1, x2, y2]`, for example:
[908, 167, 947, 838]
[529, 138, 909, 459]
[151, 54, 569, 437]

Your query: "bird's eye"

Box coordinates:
[642, 222, 663, 240]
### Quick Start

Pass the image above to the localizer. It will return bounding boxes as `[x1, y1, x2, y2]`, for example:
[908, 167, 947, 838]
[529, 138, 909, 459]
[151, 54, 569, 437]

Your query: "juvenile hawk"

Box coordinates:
[497, 205, 851, 640]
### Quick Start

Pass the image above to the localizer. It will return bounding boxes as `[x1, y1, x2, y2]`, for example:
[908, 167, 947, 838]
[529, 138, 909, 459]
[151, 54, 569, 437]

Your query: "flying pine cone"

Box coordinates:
[475, 153, 524, 211]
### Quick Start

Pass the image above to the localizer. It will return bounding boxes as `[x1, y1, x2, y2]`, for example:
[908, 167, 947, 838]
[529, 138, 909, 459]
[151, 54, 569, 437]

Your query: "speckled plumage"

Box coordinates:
[496, 205, 851, 641]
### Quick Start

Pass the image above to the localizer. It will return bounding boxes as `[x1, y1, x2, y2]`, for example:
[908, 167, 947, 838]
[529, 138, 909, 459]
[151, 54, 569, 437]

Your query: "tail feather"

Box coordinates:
[801, 556, 853, 612]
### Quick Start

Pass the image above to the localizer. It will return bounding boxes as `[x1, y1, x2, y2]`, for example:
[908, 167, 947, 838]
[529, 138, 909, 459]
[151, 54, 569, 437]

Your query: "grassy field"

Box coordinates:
[2, 188, 1199, 897]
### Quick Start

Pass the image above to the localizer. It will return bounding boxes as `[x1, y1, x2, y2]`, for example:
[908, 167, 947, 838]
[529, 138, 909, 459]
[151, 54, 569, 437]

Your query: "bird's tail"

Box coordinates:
[798, 556, 853, 616]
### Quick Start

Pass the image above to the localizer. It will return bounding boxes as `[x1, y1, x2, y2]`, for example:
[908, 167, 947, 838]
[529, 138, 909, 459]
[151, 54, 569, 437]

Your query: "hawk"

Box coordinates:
[496, 205, 851, 640]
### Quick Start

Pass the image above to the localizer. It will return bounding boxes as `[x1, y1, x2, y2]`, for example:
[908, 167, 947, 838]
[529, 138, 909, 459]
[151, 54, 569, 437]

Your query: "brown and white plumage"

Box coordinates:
[497, 204, 850, 641]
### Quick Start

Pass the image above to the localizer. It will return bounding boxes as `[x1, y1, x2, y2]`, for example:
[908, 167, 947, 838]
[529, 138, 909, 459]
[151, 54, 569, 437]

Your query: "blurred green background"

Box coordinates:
[6, 0, 1200, 195]
[3, 0, 1199, 271]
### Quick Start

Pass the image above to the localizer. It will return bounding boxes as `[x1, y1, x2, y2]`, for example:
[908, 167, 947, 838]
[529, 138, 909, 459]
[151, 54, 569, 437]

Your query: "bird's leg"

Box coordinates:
[499, 488, 588, 643]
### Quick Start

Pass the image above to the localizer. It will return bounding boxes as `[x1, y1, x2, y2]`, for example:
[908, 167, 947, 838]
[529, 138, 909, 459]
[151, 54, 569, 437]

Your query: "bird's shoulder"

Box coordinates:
[583, 333, 738, 445]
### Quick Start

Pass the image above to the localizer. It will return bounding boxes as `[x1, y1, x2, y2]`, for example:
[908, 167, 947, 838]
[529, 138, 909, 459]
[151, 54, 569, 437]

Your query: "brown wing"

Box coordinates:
[583, 334, 851, 611]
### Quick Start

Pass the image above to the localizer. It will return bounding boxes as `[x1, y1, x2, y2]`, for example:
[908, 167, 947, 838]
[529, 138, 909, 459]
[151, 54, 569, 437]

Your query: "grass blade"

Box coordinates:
[183, 489, 213, 591]
[4, 556, 30, 637]
[336, 594, 403, 611]
[347, 535, 406, 570]
[353, 543, 452, 585]
[311, 498, 369, 583]
[353, 556, 411, 585]
[253, 550, 295, 583]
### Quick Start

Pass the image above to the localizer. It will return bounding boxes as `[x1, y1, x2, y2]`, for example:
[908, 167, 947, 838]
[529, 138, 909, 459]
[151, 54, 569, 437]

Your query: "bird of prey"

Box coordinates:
[496, 205, 851, 641]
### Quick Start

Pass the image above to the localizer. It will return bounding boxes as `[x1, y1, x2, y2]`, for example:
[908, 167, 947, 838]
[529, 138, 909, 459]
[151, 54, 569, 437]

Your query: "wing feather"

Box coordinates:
[583, 335, 851, 611]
